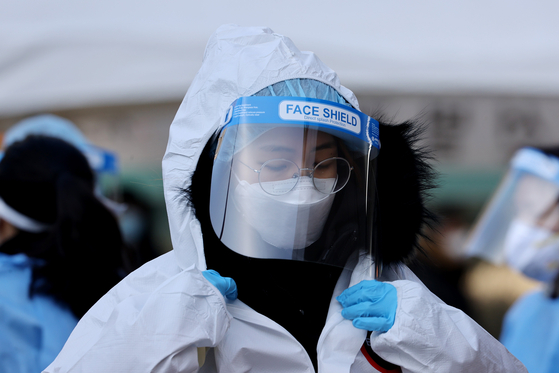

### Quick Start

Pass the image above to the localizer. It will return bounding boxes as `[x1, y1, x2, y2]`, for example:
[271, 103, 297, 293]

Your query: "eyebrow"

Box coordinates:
[313, 141, 337, 153]
[258, 141, 336, 153]
[258, 145, 296, 153]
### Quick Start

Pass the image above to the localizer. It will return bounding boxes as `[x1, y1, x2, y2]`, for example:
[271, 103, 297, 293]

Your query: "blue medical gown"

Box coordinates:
[500, 289, 559, 373]
[0, 253, 77, 372]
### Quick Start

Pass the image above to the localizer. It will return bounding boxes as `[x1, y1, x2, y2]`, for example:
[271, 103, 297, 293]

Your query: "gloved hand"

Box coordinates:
[202, 269, 238, 300]
[336, 280, 397, 333]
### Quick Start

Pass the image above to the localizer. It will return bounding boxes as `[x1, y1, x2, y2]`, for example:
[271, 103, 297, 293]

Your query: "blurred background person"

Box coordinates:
[465, 146, 559, 372]
[0, 135, 128, 372]
[1, 114, 122, 215]
[407, 207, 473, 317]
[1, 114, 159, 270]
[118, 188, 159, 269]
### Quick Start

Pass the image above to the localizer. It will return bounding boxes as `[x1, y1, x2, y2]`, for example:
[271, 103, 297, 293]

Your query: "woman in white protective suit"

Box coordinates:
[465, 146, 559, 373]
[45, 25, 526, 373]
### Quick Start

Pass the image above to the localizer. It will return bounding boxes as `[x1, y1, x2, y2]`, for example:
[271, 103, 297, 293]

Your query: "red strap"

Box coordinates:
[360, 344, 402, 373]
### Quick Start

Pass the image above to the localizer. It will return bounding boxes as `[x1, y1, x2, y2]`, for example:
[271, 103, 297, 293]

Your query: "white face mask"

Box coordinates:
[233, 177, 336, 250]
[504, 219, 559, 282]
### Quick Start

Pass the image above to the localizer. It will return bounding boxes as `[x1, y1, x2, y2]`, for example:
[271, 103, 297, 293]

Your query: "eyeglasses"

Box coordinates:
[238, 157, 353, 195]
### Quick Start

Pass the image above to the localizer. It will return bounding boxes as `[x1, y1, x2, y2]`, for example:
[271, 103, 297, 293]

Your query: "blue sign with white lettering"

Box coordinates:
[223, 96, 380, 149]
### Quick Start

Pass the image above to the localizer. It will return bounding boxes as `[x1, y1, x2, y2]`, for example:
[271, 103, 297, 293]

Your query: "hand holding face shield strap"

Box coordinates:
[337, 280, 397, 332]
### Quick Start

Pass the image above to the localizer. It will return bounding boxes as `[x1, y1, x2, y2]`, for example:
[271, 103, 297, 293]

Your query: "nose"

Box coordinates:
[299, 167, 314, 177]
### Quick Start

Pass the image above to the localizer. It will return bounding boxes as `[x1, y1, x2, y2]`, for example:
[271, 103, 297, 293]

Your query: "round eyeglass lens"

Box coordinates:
[259, 159, 299, 195]
[313, 157, 352, 194]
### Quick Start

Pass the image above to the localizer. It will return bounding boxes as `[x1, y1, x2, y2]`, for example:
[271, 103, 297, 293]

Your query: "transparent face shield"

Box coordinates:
[0, 138, 122, 207]
[82, 145, 125, 215]
[209, 96, 380, 271]
[465, 148, 559, 281]
[84, 145, 120, 199]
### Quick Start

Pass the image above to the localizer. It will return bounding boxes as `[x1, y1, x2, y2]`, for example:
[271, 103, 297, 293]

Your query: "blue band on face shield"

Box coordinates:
[83, 146, 119, 174]
[0, 145, 118, 174]
[511, 147, 559, 185]
[222, 97, 380, 150]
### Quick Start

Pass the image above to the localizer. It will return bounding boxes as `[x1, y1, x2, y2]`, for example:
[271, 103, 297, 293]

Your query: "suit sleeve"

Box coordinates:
[43, 264, 231, 373]
[368, 280, 527, 373]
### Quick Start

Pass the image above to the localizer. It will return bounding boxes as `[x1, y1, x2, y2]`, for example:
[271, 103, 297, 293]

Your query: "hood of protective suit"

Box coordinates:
[163, 24, 360, 270]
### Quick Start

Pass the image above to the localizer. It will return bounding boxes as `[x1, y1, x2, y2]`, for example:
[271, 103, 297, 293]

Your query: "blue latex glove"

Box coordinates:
[336, 280, 397, 332]
[202, 270, 238, 300]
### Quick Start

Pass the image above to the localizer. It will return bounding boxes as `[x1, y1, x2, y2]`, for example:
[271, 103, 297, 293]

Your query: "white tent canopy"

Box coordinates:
[1, 0, 558, 117]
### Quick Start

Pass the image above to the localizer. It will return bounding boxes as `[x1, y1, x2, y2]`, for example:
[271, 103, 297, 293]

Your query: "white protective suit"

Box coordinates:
[45, 25, 526, 373]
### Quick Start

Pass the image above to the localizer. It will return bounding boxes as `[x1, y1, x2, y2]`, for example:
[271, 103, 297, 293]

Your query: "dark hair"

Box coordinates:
[537, 146, 559, 160]
[374, 119, 438, 264]
[0, 135, 127, 317]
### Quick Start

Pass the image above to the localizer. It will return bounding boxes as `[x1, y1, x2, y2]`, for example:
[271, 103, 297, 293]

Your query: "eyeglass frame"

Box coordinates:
[236, 156, 353, 195]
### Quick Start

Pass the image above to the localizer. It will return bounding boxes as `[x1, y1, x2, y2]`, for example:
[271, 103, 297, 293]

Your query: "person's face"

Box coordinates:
[233, 127, 338, 184]
[515, 175, 559, 231]
[536, 200, 559, 232]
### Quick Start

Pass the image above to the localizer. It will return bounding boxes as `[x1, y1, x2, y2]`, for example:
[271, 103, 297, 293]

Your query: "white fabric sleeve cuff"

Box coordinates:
[369, 279, 527, 372]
